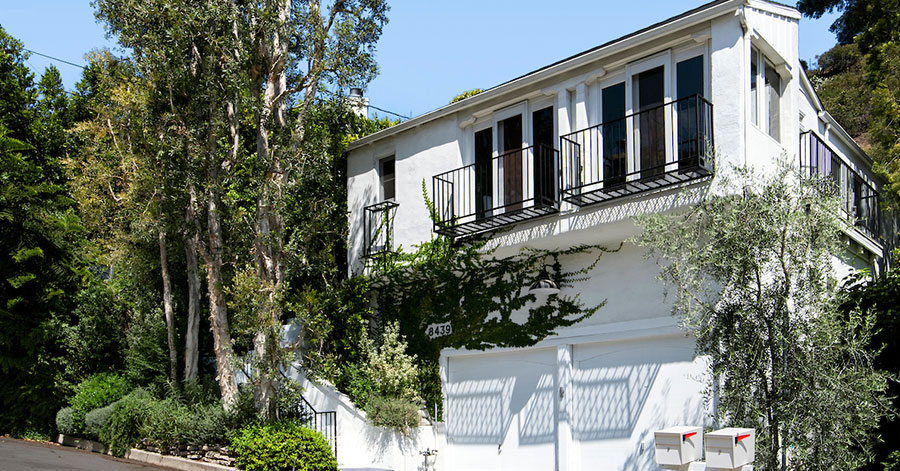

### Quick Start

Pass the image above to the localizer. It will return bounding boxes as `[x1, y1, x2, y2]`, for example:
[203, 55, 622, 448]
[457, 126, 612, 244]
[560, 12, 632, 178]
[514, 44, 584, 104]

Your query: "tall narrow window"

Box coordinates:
[634, 66, 665, 179]
[499, 115, 523, 211]
[764, 60, 781, 141]
[676, 55, 704, 169]
[532, 106, 555, 206]
[750, 48, 759, 126]
[474, 128, 493, 220]
[379, 156, 395, 201]
[602, 83, 626, 187]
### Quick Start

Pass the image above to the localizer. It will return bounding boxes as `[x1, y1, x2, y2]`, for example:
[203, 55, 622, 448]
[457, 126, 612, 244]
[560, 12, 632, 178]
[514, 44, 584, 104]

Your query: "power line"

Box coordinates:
[23, 48, 85, 70]
[368, 104, 410, 120]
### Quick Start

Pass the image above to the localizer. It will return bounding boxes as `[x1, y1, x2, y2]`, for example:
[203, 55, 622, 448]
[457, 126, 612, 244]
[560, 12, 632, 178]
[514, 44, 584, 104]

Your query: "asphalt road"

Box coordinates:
[0, 437, 172, 471]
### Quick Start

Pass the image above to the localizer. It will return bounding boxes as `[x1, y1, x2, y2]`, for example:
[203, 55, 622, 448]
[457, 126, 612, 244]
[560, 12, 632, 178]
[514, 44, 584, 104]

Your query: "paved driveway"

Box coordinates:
[0, 437, 171, 470]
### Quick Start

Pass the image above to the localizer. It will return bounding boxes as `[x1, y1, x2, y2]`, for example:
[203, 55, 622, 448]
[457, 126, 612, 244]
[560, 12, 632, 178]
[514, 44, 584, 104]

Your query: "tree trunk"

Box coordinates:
[202, 99, 240, 410]
[250, 0, 291, 418]
[159, 231, 179, 385]
[183, 188, 201, 383]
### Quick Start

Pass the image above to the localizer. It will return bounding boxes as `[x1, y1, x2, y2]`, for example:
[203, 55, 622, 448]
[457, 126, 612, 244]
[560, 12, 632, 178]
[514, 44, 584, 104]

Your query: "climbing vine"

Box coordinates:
[366, 185, 617, 417]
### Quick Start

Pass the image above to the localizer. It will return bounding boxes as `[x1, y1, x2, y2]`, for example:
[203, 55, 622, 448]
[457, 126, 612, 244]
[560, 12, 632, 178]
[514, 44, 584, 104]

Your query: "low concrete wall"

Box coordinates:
[125, 449, 236, 471]
[286, 366, 446, 471]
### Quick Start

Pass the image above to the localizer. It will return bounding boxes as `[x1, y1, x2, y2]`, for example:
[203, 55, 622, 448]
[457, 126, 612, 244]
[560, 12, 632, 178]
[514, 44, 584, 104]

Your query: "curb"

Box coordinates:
[125, 449, 237, 471]
[55, 434, 237, 471]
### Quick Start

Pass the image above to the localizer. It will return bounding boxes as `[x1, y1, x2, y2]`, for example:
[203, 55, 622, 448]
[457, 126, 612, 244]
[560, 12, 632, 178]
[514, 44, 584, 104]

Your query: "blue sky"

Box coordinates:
[1, 1, 840, 120]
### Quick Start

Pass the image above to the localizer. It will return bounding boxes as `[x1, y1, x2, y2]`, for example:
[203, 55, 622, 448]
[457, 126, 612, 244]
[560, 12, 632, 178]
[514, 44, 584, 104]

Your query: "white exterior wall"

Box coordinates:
[343, 2, 886, 470]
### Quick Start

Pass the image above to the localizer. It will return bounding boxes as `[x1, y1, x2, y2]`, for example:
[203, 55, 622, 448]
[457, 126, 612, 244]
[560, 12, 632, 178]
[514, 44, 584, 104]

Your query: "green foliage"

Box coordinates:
[634, 160, 889, 471]
[365, 395, 421, 434]
[450, 89, 484, 104]
[230, 421, 338, 471]
[84, 403, 116, 440]
[368, 203, 615, 415]
[140, 398, 230, 448]
[808, 44, 873, 143]
[56, 407, 76, 436]
[69, 373, 130, 433]
[839, 269, 900, 471]
[334, 361, 375, 409]
[124, 306, 170, 389]
[103, 388, 154, 456]
[365, 321, 419, 402]
[0, 25, 86, 434]
[62, 280, 128, 382]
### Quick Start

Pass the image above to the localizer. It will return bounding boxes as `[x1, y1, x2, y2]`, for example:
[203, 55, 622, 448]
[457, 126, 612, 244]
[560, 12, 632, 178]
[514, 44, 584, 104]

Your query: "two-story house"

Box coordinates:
[344, 1, 890, 470]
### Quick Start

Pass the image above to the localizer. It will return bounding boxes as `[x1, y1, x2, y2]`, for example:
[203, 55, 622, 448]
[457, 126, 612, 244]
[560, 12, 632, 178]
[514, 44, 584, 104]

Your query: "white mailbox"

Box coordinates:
[705, 427, 755, 469]
[654, 426, 703, 466]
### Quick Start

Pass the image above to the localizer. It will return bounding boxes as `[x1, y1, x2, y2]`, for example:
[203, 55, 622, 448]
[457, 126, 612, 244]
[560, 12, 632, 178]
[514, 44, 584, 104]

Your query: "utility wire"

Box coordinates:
[23, 48, 86, 70]
[368, 104, 410, 120]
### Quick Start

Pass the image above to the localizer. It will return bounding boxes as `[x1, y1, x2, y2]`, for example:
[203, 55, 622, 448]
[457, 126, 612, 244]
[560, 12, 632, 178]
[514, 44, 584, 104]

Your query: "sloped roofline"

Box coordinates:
[349, 0, 798, 151]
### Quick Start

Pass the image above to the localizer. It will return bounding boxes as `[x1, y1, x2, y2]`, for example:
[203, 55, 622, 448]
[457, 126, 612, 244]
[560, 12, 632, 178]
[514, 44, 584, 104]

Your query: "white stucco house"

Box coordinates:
[343, 1, 891, 470]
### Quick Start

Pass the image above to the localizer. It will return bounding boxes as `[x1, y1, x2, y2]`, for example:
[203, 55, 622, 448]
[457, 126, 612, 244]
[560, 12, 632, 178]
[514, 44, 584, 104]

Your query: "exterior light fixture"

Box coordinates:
[529, 268, 560, 296]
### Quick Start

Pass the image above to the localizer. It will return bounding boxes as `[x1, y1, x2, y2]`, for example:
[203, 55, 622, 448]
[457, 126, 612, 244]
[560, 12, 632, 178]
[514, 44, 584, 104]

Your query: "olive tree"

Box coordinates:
[634, 160, 889, 470]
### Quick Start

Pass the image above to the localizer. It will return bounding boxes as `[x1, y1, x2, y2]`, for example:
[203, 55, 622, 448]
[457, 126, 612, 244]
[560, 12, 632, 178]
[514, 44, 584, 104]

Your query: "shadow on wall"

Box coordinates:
[571, 362, 660, 441]
[445, 353, 557, 446]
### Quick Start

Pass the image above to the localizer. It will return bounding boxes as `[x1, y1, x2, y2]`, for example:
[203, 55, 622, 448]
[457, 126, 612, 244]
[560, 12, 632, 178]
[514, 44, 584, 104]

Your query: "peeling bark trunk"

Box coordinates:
[183, 186, 201, 383]
[250, 0, 292, 418]
[202, 100, 239, 410]
[159, 231, 178, 385]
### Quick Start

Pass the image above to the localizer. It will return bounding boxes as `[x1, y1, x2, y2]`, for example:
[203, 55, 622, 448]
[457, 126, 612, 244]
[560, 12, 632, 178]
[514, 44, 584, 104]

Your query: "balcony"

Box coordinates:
[800, 131, 882, 241]
[560, 94, 714, 207]
[432, 144, 559, 238]
[363, 201, 399, 258]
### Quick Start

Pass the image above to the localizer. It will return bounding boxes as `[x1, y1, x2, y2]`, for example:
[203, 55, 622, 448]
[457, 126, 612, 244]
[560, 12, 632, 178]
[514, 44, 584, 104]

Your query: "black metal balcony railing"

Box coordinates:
[800, 131, 882, 241]
[432, 144, 559, 238]
[363, 200, 399, 258]
[560, 94, 714, 207]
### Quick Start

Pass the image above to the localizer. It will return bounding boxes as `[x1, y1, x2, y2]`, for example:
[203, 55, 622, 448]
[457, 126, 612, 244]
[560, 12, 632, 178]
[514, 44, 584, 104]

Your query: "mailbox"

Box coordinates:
[705, 427, 754, 469]
[654, 426, 703, 466]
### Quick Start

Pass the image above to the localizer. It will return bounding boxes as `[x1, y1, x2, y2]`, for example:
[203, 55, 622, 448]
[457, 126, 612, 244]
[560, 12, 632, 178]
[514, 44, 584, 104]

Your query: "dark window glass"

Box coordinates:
[499, 115, 523, 211]
[636, 66, 665, 178]
[532, 107, 555, 206]
[602, 83, 626, 187]
[474, 128, 493, 219]
[765, 61, 781, 140]
[380, 157, 395, 200]
[677, 56, 705, 169]
[751, 49, 759, 125]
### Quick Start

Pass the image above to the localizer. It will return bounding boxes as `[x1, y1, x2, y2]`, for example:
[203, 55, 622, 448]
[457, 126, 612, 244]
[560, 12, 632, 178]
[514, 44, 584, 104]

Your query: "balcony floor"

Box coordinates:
[562, 164, 712, 207]
[435, 204, 559, 238]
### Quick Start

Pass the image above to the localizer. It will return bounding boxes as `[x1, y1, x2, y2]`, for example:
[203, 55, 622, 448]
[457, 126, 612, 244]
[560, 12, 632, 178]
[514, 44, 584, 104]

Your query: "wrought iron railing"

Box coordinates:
[559, 94, 714, 206]
[432, 143, 559, 238]
[364, 200, 399, 258]
[800, 131, 882, 241]
[282, 394, 338, 458]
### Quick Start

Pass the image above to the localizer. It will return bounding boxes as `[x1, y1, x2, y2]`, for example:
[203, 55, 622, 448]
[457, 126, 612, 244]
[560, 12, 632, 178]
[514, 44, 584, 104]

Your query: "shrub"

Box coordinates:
[141, 398, 229, 448]
[335, 361, 375, 409]
[69, 372, 130, 433]
[365, 395, 420, 434]
[103, 388, 154, 456]
[366, 321, 419, 401]
[84, 404, 116, 440]
[231, 421, 337, 471]
[56, 407, 76, 436]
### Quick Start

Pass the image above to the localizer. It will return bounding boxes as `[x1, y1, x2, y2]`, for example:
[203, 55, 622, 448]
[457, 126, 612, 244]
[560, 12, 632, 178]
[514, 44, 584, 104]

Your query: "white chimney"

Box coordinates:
[347, 87, 369, 118]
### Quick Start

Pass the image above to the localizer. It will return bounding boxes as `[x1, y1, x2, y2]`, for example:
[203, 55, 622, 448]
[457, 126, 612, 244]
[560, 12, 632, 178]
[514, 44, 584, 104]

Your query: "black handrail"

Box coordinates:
[559, 94, 714, 206]
[432, 143, 560, 237]
[283, 395, 338, 459]
[800, 131, 882, 241]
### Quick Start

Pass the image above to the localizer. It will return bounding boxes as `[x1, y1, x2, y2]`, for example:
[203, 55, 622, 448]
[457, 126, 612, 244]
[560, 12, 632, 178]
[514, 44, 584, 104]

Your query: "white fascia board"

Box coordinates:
[800, 69, 824, 112]
[746, 0, 802, 20]
[348, 0, 744, 151]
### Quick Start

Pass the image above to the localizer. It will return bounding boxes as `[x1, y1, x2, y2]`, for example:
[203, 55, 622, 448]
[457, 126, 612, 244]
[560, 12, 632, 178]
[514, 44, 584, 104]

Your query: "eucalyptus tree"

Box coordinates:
[634, 162, 889, 470]
[95, 0, 389, 413]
